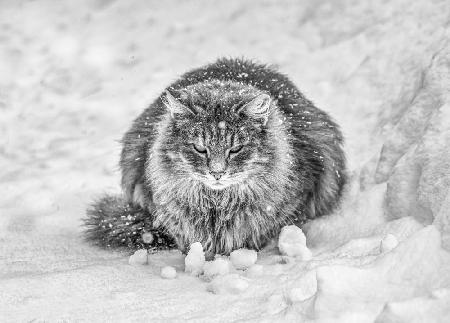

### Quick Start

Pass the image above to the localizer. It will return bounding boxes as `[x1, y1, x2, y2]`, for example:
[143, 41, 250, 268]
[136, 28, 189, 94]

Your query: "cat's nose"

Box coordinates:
[209, 157, 227, 176]
[210, 171, 225, 180]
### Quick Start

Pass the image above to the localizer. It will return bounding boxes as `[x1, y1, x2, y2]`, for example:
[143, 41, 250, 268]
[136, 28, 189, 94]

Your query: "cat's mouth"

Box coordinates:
[207, 181, 229, 190]
[202, 175, 234, 190]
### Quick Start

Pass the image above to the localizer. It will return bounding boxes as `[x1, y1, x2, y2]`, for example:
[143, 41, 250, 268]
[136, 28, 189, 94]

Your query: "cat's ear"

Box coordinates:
[161, 91, 193, 118]
[238, 93, 272, 125]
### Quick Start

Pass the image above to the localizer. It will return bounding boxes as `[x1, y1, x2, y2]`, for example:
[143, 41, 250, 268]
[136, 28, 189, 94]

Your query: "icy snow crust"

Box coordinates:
[1, 0, 450, 321]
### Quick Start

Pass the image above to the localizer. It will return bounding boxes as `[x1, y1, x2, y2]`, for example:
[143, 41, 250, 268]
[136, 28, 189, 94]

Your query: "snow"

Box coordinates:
[160, 266, 177, 279]
[266, 293, 288, 315]
[312, 226, 450, 322]
[375, 290, 450, 323]
[1, 0, 450, 321]
[229, 248, 258, 269]
[207, 274, 249, 294]
[286, 269, 317, 303]
[245, 264, 264, 278]
[141, 232, 154, 244]
[278, 225, 312, 260]
[203, 257, 232, 278]
[380, 233, 399, 253]
[128, 249, 148, 265]
[184, 242, 205, 275]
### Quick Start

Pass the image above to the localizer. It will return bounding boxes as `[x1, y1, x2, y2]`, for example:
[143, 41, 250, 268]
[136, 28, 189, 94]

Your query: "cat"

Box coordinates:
[84, 58, 346, 258]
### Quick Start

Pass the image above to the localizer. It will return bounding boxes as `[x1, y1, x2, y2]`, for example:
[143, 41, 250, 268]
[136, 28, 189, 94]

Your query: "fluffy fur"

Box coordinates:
[84, 195, 176, 251]
[85, 58, 346, 257]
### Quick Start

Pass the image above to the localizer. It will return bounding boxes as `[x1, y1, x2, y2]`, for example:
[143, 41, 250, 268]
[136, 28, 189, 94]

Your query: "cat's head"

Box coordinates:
[160, 81, 278, 190]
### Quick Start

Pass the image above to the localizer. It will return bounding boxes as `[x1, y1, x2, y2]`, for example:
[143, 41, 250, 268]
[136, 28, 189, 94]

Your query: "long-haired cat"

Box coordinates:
[84, 58, 346, 257]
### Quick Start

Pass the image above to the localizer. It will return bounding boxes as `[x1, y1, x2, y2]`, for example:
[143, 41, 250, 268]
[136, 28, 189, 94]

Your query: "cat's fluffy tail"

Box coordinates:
[83, 195, 175, 251]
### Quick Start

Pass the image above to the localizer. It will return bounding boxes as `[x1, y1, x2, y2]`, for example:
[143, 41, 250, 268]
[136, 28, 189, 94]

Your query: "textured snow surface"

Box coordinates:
[207, 274, 250, 295]
[1, 0, 450, 322]
[380, 233, 399, 253]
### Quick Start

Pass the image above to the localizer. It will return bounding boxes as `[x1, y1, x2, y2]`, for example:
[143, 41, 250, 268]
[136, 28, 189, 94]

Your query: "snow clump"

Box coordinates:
[160, 266, 177, 279]
[230, 248, 258, 269]
[141, 232, 154, 244]
[203, 257, 232, 278]
[278, 225, 312, 260]
[184, 242, 205, 275]
[128, 249, 148, 265]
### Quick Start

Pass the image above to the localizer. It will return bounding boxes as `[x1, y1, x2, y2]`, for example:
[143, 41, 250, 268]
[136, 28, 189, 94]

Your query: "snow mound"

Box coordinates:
[366, 45, 450, 251]
[128, 249, 148, 265]
[375, 290, 450, 323]
[230, 248, 257, 270]
[278, 225, 312, 260]
[313, 226, 450, 321]
[184, 242, 205, 275]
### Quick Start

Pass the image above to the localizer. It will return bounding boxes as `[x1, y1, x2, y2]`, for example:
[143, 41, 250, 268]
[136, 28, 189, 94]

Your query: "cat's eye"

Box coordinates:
[193, 143, 207, 154]
[229, 145, 243, 155]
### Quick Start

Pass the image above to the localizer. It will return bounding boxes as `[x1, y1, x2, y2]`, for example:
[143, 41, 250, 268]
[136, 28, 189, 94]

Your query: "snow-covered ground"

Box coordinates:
[1, 0, 450, 321]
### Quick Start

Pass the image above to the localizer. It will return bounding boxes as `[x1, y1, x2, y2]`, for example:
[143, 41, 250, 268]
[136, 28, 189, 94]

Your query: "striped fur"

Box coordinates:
[85, 58, 346, 256]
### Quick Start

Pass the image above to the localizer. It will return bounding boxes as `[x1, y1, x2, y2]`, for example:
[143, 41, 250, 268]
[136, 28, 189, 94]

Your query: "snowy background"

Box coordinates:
[1, 0, 450, 321]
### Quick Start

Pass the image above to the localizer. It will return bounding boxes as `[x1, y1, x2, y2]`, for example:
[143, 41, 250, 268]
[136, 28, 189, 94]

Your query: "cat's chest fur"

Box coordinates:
[150, 179, 295, 256]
